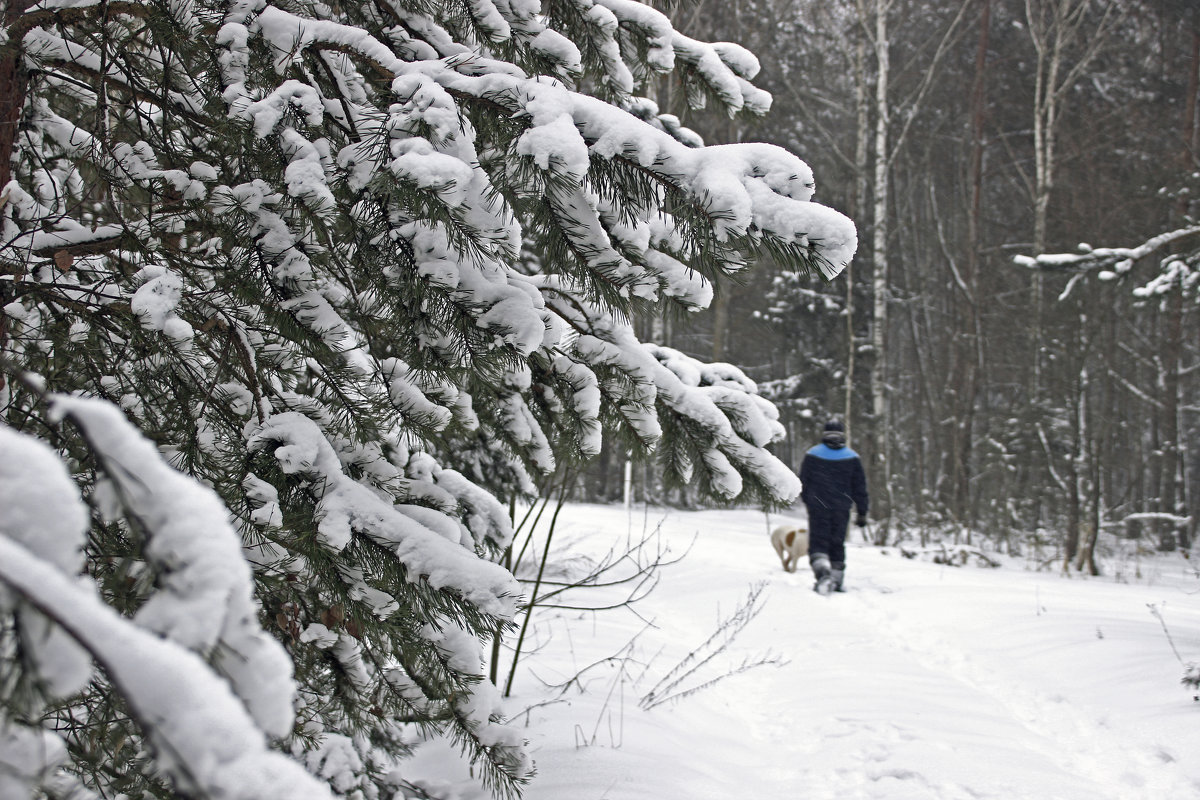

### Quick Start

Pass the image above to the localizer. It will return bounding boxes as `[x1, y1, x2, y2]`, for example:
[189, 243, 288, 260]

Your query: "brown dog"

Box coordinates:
[770, 523, 809, 573]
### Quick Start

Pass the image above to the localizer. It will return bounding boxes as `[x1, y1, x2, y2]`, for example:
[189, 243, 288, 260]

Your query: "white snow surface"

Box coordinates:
[477, 504, 1200, 800]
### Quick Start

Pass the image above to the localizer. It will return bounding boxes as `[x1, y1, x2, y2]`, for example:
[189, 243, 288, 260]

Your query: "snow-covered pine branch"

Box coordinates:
[0, 410, 332, 800]
[0, 0, 854, 795]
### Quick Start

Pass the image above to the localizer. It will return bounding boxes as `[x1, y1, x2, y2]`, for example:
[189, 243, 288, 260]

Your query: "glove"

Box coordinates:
[855, 513, 868, 528]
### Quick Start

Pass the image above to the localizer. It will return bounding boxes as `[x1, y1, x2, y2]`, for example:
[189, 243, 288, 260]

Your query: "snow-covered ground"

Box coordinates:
[432, 503, 1200, 799]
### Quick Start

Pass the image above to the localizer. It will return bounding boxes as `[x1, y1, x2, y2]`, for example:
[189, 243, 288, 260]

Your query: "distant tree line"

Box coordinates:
[582, 0, 1200, 572]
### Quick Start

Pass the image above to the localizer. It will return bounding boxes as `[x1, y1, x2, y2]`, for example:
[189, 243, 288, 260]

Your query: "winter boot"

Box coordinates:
[810, 554, 834, 595]
[830, 568, 846, 593]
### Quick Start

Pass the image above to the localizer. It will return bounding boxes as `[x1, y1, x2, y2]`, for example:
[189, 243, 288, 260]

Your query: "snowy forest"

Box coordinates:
[583, 0, 1200, 574]
[0, 0, 1197, 798]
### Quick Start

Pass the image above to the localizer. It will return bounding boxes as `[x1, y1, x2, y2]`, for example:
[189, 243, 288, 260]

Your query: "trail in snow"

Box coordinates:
[498, 505, 1200, 800]
[828, 588, 1193, 800]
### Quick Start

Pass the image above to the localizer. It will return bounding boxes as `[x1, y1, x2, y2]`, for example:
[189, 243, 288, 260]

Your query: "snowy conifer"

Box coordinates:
[0, 0, 855, 796]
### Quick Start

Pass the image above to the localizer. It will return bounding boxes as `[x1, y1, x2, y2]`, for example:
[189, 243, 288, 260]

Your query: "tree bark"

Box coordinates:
[1160, 274, 1184, 550]
[1172, 28, 1200, 549]
[846, 16, 871, 442]
[1026, 0, 1061, 402]
[711, 290, 728, 362]
[869, 0, 892, 525]
[951, 0, 990, 530]
[0, 0, 35, 396]
[1185, 30, 1199, 173]
[1064, 360, 1083, 570]
[0, 0, 33, 191]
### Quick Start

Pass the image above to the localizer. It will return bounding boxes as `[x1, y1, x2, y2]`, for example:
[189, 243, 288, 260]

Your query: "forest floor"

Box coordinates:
[420, 503, 1200, 800]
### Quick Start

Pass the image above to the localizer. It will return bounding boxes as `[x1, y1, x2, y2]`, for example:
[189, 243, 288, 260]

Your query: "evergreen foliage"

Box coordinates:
[0, 0, 854, 797]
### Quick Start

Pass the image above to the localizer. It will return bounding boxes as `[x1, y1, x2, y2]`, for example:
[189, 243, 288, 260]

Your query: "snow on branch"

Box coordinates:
[0, 420, 331, 800]
[49, 395, 299, 737]
[1014, 225, 1200, 277]
[231, 4, 856, 279]
[1118, 512, 1192, 527]
[0, 537, 334, 800]
[538, 281, 800, 504]
[585, 0, 768, 114]
[1015, 226, 1200, 301]
[437, 70, 856, 272]
[246, 412, 522, 618]
[0, 424, 93, 701]
[645, 343, 800, 503]
[0, 724, 70, 799]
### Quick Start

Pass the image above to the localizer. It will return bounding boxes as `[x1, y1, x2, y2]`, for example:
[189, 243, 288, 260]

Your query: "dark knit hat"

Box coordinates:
[822, 418, 846, 447]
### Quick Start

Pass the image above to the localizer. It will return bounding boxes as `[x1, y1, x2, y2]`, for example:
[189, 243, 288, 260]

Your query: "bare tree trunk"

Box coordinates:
[1064, 361, 1083, 570]
[1025, 0, 1060, 400]
[711, 291, 728, 362]
[1024, 0, 1121, 393]
[870, 0, 892, 525]
[1161, 285, 1184, 550]
[1183, 30, 1199, 175]
[710, 112, 743, 364]
[846, 18, 871, 441]
[952, 0, 990, 530]
[651, 307, 666, 345]
[1021, 0, 1122, 540]
[854, 0, 972, 530]
[0, 0, 35, 396]
[0, 0, 32, 191]
[1172, 28, 1200, 550]
[844, 261, 856, 434]
[1073, 361, 1100, 575]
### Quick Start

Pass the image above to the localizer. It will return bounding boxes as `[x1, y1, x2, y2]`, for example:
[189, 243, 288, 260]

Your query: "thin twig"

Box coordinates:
[1148, 603, 1185, 665]
[639, 582, 776, 710]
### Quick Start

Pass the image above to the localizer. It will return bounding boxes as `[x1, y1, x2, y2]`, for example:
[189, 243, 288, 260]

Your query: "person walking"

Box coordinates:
[799, 419, 869, 595]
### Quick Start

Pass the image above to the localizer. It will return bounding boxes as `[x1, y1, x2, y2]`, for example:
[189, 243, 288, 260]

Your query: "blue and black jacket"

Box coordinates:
[799, 442, 869, 515]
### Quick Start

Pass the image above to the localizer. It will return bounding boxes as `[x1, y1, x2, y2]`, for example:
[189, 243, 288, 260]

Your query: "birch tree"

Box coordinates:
[1021, 0, 1123, 391]
[859, 0, 970, 528]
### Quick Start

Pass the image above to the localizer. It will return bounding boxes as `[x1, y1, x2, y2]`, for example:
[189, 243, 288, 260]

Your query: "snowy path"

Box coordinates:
[822, 590, 1190, 800]
[508, 505, 1200, 800]
[737, 582, 1191, 800]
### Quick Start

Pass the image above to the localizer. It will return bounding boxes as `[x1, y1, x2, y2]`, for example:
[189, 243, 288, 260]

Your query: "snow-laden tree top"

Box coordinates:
[0, 0, 855, 796]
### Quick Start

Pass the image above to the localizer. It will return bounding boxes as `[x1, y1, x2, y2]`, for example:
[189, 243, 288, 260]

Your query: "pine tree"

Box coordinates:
[0, 0, 856, 797]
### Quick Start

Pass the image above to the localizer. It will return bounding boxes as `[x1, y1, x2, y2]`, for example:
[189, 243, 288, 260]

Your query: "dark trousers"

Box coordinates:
[806, 504, 849, 567]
